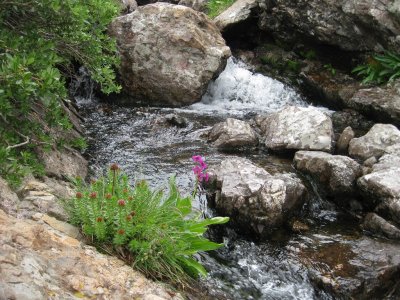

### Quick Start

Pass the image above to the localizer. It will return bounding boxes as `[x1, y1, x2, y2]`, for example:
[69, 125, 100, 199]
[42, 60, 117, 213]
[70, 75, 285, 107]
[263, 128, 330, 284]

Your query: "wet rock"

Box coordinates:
[258, 0, 400, 52]
[304, 235, 400, 299]
[208, 118, 258, 149]
[164, 114, 188, 128]
[362, 212, 400, 240]
[259, 106, 333, 152]
[294, 151, 362, 198]
[178, 0, 207, 12]
[110, 3, 231, 107]
[336, 126, 355, 155]
[0, 210, 182, 300]
[209, 157, 307, 236]
[214, 0, 259, 31]
[349, 124, 400, 161]
[291, 220, 310, 233]
[346, 80, 400, 126]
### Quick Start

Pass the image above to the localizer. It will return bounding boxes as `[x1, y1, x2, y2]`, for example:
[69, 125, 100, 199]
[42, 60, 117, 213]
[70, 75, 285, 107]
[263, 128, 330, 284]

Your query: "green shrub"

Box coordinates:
[207, 0, 236, 18]
[0, 0, 121, 186]
[352, 52, 400, 84]
[68, 164, 229, 285]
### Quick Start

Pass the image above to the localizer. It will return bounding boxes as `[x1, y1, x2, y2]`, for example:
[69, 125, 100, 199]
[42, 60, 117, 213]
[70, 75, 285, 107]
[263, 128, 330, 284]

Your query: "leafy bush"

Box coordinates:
[207, 0, 236, 18]
[0, 0, 121, 186]
[68, 163, 229, 285]
[352, 52, 400, 84]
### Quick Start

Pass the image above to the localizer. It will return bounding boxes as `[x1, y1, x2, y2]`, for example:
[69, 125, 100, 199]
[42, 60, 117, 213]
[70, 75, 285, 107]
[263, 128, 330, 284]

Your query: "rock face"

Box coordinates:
[110, 3, 231, 106]
[258, 0, 400, 52]
[294, 151, 362, 198]
[259, 106, 333, 152]
[214, 0, 259, 31]
[178, 0, 208, 12]
[208, 118, 258, 149]
[349, 124, 400, 161]
[209, 158, 306, 236]
[0, 210, 181, 300]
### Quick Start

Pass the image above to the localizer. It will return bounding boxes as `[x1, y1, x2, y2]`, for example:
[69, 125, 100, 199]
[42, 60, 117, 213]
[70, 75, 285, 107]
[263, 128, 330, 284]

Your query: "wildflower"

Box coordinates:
[117, 229, 125, 235]
[110, 163, 119, 171]
[105, 193, 112, 199]
[126, 215, 132, 221]
[96, 217, 104, 222]
[123, 188, 128, 194]
[89, 192, 97, 199]
[128, 196, 134, 201]
[129, 211, 136, 217]
[118, 199, 126, 207]
[192, 155, 209, 182]
[76, 192, 83, 199]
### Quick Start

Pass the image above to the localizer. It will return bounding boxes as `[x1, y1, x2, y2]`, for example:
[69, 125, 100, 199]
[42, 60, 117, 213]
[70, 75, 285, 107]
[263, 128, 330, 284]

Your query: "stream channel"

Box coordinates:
[76, 58, 400, 300]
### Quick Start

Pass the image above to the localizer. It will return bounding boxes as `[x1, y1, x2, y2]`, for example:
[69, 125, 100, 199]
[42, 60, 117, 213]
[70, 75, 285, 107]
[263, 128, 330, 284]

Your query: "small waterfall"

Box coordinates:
[189, 58, 307, 115]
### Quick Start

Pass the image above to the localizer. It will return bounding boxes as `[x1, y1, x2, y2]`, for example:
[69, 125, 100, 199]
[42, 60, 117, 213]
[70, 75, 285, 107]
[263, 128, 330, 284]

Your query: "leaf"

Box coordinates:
[179, 257, 208, 277]
[176, 196, 191, 216]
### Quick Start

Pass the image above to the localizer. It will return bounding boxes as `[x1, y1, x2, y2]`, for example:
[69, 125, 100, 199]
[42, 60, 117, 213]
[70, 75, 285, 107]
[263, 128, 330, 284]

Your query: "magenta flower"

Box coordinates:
[192, 155, 209, 182]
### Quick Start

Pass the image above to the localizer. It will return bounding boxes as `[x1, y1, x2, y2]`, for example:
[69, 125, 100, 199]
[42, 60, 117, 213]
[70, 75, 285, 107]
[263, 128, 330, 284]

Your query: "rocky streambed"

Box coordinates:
[77, 57, 400, 299]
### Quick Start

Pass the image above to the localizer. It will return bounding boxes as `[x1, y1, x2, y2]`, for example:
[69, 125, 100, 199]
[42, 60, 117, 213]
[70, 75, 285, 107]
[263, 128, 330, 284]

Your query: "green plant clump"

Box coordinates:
[0, 0, 121, 186]
[207, 0, 236, 18]
[68, 165, 229, 285]
[352, 51, 400, 84]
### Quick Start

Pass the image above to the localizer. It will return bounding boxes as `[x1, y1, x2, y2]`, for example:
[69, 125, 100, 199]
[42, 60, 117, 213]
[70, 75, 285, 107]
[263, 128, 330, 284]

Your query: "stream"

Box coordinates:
[76, 58, 400, 300]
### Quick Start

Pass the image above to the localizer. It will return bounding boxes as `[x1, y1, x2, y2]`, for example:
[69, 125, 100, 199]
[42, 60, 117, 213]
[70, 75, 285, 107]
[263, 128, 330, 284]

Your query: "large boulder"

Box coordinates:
[208, 118, 258, 149]
[349, 124, 400, 161]
[259, 106, 333, 152]
[209, 157, 306, 236]
[110, 3, 231, 106]
[294, 151, 362, 198]
[258, 0, 400, 52]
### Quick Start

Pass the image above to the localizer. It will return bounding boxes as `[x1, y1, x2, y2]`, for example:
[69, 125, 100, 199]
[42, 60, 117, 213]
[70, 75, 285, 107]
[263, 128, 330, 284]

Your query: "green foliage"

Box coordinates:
[207, 0, 236, 18]
[0, 0, 121, 186]
[352, 52, 400, 84]
[324, 64, 336, 76]
[68, 166, 229, 285]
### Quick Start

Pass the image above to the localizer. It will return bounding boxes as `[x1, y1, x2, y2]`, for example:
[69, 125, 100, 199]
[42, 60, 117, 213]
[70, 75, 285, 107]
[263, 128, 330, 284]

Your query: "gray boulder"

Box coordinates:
[294, 151, 362, 197]
[110, 3, 231, 107]
[349, 124, 400, 161]
[258, 0, 400, 52]
[208, 118, 258, 149]
[178, 0, 208, 12]
[209, 157, 306, 236]
[260, 106, 333, 152]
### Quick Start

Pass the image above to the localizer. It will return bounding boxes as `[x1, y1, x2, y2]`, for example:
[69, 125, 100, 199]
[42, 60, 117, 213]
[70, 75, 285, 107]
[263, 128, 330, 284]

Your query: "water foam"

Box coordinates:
[188, 57, 307, 115]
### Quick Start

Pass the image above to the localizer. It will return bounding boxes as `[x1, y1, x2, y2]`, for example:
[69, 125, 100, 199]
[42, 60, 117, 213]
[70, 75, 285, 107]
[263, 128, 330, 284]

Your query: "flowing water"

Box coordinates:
[77, 58, 400, 300]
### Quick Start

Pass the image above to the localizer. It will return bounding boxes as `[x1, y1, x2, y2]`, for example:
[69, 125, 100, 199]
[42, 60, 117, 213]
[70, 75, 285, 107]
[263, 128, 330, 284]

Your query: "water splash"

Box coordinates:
[189, 58, 307, 115]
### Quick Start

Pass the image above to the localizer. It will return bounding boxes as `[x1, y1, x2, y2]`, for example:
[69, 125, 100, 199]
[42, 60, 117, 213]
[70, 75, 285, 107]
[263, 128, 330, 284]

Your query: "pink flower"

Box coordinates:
[118, 199, 126, 207]
[192, 155, 209, 182]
